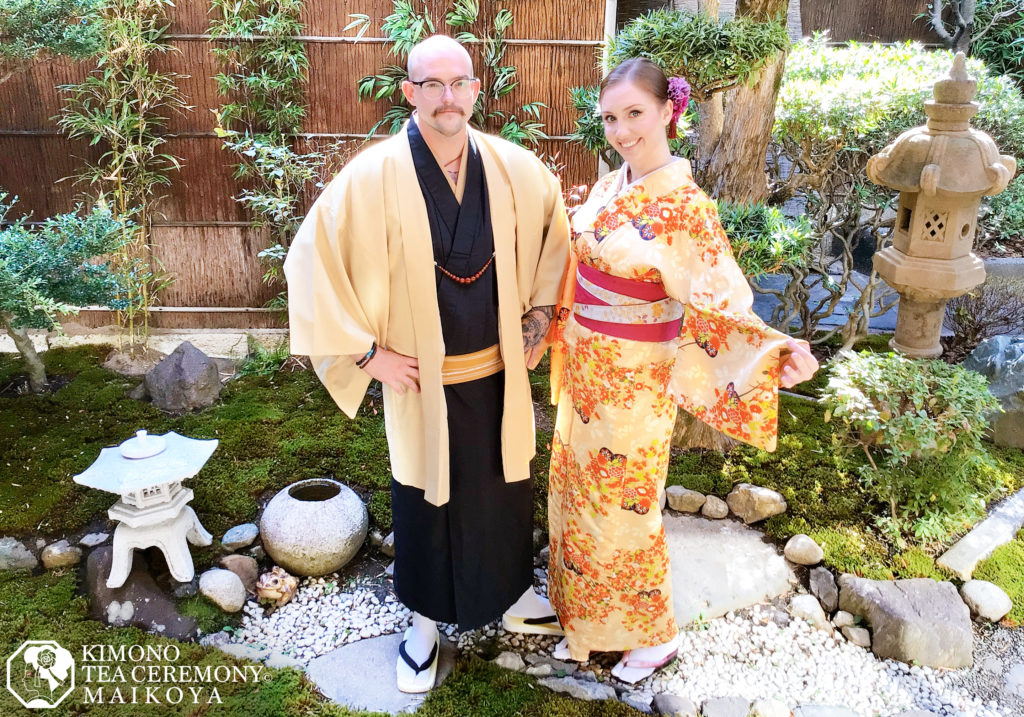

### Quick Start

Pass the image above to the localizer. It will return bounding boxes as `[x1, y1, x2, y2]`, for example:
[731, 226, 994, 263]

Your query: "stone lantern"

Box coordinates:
[867, 53, 1017, 358]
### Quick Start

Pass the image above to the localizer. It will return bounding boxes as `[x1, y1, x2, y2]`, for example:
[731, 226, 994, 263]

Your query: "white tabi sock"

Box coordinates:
[504, 587, 554, 619]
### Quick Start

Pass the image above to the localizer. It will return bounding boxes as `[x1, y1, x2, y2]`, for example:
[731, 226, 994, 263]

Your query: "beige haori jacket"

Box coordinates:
[284, 122, 570, 507]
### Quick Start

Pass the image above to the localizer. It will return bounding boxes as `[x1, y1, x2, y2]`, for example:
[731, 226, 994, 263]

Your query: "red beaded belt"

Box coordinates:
[573, 263, 683, 342]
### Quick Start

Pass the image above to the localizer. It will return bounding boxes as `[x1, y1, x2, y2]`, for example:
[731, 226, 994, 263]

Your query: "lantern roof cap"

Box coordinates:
[866, 54, 1017, 197]
[74, 431, 218, 494]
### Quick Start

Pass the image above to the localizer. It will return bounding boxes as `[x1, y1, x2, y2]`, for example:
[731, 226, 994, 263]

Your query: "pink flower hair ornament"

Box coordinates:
[667, 76, 691, 139]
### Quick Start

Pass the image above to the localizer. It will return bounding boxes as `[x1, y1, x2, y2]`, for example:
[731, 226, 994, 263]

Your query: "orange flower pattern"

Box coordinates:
[547, 161, 791, 661]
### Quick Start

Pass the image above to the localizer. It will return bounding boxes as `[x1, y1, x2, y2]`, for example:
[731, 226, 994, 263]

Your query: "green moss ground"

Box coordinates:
[2, 344, 1021, 713]
[974, 528, 1024, 625]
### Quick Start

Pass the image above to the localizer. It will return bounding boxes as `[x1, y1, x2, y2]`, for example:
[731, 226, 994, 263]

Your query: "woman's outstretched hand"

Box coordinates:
[780, 338, 819, 388]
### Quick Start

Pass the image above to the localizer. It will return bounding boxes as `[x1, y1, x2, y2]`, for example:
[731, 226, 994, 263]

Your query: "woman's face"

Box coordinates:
[599, 80, 673, 169]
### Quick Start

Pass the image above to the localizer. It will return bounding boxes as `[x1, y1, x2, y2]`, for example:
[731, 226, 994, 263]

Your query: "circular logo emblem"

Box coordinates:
[6, 640, 76, 709]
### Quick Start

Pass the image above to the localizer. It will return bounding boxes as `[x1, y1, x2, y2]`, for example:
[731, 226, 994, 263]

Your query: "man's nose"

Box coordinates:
[441, 84, 455, 100]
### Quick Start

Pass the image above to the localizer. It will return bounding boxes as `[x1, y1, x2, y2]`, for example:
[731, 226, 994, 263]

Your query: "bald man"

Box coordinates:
[284, 35, 570, 692]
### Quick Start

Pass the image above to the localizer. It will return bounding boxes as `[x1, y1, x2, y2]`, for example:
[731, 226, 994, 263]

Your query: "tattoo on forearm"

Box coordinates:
[521, 305, 555, 351]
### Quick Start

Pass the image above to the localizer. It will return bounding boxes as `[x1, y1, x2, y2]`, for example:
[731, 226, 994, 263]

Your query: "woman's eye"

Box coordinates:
[630, 110, 641, 117]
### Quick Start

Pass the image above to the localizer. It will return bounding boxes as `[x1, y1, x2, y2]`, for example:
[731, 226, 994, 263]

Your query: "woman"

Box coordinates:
[545, 58, 818, 683]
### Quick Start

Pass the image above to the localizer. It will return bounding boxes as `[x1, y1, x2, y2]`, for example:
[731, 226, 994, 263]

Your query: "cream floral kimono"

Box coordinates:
[546, 159, 790, 660]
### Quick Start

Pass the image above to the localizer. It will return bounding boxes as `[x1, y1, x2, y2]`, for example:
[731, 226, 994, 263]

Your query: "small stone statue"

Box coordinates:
[255, 566, 298, 607]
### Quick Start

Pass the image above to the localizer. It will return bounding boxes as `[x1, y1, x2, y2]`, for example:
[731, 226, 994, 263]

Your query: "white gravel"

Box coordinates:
[218, 569, 1015, 716]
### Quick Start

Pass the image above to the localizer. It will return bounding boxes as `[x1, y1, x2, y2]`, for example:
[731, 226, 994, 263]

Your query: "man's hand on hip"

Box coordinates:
[358, 347, 420, 394]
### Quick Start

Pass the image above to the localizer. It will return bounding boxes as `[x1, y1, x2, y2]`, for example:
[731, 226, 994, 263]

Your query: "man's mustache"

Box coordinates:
[433, 106, 465, 116]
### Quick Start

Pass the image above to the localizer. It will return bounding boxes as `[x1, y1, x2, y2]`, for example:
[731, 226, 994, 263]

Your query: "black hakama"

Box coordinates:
[390, 118, 534, 630]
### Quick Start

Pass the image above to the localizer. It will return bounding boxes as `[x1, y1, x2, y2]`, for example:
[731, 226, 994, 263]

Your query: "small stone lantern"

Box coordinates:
[867, 53, 1017, 358]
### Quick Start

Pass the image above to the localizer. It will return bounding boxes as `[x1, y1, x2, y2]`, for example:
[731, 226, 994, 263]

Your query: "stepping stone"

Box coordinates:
[665, 513, 794, 625]
[702, 696, 751, 717]
[937, 487, 1024, 579]
[306, 632, 456, 714]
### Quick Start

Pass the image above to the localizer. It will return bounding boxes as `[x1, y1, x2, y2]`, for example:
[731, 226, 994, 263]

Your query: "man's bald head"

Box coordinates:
[407, 35, 474, 80]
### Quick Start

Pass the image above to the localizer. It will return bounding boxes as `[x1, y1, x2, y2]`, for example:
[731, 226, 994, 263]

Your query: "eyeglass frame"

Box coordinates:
[406, 76, 480, 100]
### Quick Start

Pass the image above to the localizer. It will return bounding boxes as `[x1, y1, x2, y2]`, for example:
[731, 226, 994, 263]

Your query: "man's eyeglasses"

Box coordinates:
[408, 78, 478, 101]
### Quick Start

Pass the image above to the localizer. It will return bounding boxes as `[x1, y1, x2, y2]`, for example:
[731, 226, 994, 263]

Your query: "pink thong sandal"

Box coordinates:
[613, 648, 679, 683]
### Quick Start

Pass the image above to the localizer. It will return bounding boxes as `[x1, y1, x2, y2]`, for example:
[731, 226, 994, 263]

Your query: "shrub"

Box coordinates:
[237, 335, 292, 377]
[716, 200, 815, 278]
[943, 276, 1024, 360]
[978, 175, 1024, 253]
[821, 351, 1007, 541]
[971, 0, 1024, 89]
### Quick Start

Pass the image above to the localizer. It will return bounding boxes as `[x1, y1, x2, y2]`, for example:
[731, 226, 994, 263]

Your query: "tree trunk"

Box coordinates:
[694, 0, 725, 181]
[3, 319, 48, 392]
[702, 0, 790, 203]
[673, 411, 738, 452]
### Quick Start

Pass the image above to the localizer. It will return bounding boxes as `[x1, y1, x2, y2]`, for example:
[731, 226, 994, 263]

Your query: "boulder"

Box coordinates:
[145, 341, 223, 413]
[41, 540, 82, 570]
[810, 567, 839, 613]
[960, 580, 1012, 622]
[199, 568, 246, 612]
[963, 335, 1024, 448]
[524, 653, 576, 676]
[784, 534, 824, 566]
[832, 610, 855, 629]
[701, 495, 729, 519]
[84, 546, 199, 640]
[221, 523, 259, 551]
[789, 594, 830, 632]
[0, 537, 37, 570]
[725, 484, 787, 524]
[219, 554, 259, 594]
[79, 532, 109, 548]
[838, 575, 973, 668]
[652, 693, 699, 717]
[749, 698, 793, 717]
[666, 486, 706, 513]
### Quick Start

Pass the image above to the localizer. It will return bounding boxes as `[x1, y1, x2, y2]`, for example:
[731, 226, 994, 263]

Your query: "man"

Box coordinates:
[284, 35, 569, 692]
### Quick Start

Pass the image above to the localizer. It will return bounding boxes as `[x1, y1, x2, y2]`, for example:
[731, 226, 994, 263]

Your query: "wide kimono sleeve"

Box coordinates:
[660, 195, 790, 451]
[283, 157, 390, 419]
[528, 157, 572, 309]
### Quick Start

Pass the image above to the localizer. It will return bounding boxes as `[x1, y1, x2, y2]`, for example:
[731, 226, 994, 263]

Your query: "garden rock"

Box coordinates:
[665, 513, 794, 624]
[218, 642, 270, 662]
[381, 531, 395, 558]
[79, 532, 109, 547]
[1005, 663, 1024, 697]
[265, 651, 305, 671]
[0, 537, 37, 570]
[832, 610, 855, 629]
[621, 691, 654, 713]
[789, 595, 831, 632]
[666, 486, 705, 513]
[837, 575, 973, 668]
[701, 696, 751, 717]
[810, 567, 839, 613]
[526, 664, 554, 677]
[963, 335, 1024, 448]
[219, 554, 258, 594]
[784, 534, 824, 565]
[145, 341, 222, 413]
[749, 698, 793, 717]
[199, 568, 246, 612]
[221, 523, 258, 551]
[492, 651, 526, 672]
[937, 488, 1024, 579]
[701, 495, 729, 519]
[306, 632, 456, 714]
[651, 693, 698, 717]
[841, 626, 871, 648]
[525, 653, 576, 676]
[960, 579, 1012, 622]
[171, 577, 198, 599]
[84, 546, 198, 640]
[725, 484, 787, 524]
[41, 539, 82, 569]
[538, 675, 616, 701]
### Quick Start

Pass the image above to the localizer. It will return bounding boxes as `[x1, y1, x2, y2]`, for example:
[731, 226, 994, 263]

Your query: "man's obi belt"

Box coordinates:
[441, 344, 504, 385]
[573, 263, 683, 342]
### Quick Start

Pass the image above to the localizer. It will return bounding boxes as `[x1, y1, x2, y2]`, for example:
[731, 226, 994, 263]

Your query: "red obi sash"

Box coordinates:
[573, 263, 683, 342]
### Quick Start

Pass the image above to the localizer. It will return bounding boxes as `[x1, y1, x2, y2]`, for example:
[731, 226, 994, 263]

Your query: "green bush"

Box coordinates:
[979, 175, 1024, 253]
[821, 351, 1007, 541]
[716, 200, 815, 278]
[943, 275, 1024, 360]
[238, 335, 292, 377]
[971, 0, 1024, 89]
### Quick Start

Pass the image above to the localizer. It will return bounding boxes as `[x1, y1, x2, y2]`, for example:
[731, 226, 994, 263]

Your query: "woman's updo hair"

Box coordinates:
[599, 57, 669, 105]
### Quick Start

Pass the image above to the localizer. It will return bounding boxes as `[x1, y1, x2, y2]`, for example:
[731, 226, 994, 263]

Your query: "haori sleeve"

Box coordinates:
[660, 195, 791, 451]
[283, 160, 389, 419]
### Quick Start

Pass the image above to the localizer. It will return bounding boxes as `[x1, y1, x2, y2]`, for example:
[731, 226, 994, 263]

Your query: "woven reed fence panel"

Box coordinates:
[0, 0, 606, 328]
[801, 0, 943, 43]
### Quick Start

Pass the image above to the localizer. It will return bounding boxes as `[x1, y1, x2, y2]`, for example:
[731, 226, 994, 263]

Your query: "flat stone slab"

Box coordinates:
[937, 487, 1024, 580]
[306, 632, 456, 715]
[665, 513, 794, 625]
